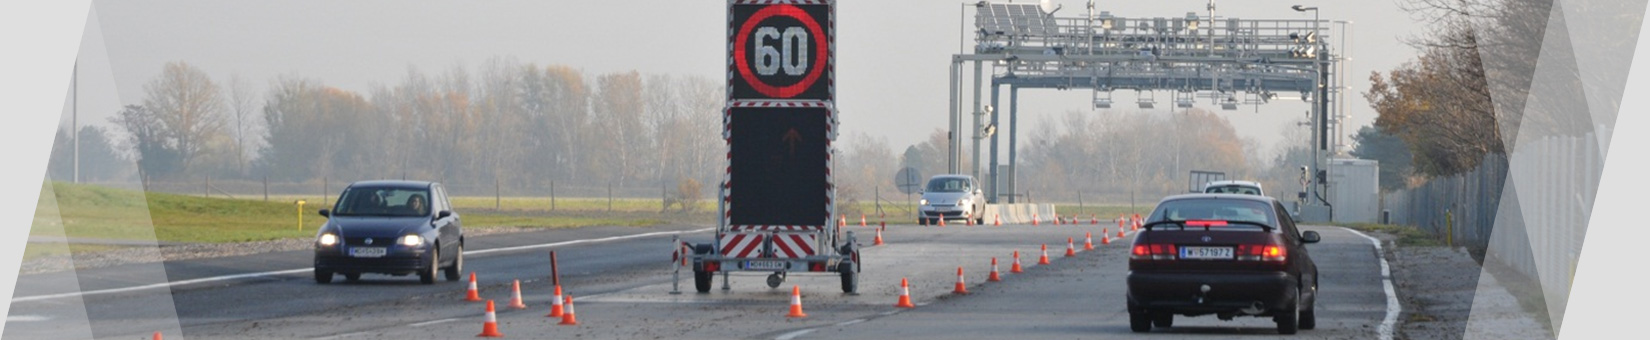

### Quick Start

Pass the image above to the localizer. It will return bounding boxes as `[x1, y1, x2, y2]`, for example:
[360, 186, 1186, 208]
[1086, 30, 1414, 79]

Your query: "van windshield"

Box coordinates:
[925, 178, 971, 193]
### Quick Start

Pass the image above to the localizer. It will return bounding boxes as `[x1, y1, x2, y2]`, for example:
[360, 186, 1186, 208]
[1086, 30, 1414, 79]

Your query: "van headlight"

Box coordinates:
[400, 234, 424, 247]
[318, 233, 339, 246]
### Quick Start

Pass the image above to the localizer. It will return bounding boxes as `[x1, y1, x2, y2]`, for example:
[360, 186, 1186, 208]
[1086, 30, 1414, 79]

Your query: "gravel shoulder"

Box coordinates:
[1388, 244, 1552, 339]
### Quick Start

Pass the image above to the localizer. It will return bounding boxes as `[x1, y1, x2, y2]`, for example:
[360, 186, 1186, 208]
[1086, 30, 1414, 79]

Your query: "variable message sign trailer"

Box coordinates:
[674, 0, 860, 294]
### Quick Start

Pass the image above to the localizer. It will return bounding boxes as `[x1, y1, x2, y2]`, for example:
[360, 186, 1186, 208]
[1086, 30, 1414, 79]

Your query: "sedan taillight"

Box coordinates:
[1237, 244, 1286, 262]
[1130, 243, 1178, 260]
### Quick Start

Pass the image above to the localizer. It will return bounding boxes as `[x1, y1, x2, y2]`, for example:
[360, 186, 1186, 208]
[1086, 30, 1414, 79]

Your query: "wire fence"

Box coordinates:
[1384, 129, 1603, 324]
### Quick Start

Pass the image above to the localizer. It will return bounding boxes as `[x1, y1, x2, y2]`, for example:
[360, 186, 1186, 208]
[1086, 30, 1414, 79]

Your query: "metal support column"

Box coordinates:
[988, 81, 1001, 203]
[971, 60, 984, 179]
[948, 58, 961, 174]
[1007, 86, 1019, 203]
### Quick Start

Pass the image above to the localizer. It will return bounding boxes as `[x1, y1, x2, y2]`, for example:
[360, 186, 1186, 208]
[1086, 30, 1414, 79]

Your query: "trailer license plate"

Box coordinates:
[350, 247, 387, 258]
[1180, 246, 1233, 260]
[746, 261, 785, 270]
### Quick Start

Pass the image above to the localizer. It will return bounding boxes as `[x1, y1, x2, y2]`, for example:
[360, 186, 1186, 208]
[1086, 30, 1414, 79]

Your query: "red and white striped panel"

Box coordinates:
[727, 101, 833, 108]
[719, 233, 766, 258]
[729, 225, 825, 232]
[770, 234, 818, 258]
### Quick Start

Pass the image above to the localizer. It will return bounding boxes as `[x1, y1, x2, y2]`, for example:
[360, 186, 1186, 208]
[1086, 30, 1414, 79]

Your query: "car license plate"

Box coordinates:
[350, 247, 387, 258]
[746, 260, 785, 270]
[1180, 246, 1234, 260]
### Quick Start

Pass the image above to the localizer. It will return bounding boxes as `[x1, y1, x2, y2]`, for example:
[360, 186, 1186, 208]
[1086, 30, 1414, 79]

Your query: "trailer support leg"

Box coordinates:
[722, 271, 731, 291]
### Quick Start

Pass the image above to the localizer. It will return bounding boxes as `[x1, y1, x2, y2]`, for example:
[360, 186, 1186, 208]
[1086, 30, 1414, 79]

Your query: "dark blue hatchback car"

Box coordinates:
[314, 180, 463, 284]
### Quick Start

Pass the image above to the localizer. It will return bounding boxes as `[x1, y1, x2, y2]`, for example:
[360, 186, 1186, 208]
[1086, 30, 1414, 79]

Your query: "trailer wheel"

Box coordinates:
[694, 269, 712, 293]
[838, 263, 858, 293]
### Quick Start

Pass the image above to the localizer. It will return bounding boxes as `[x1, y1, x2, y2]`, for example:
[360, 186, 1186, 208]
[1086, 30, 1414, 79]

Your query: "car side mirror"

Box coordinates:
[318, 209, 330, 218]
[437, 210, 453, 219]
[1301, 230, 1321, 244]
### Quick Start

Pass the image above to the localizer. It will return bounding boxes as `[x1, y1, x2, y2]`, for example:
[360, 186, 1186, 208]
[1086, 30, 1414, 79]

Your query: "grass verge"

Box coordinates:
[1334, 222, 1444, 247]
[31, 182, 692, 245]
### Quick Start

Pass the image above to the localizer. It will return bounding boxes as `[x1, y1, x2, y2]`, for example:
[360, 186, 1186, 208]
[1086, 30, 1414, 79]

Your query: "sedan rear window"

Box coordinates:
[1149, 199, 1276, 228]
[334, 187, 432, 217]
[1205, 185, 1261, 195]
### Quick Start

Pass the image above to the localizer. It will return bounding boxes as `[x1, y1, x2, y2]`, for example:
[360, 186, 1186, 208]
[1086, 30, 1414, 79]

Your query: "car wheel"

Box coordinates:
[419, 248, 438, 284]
[444, 242, 463, 281]
[343, 272, 361, 282]
[918, 218, 928, 226]
[839, 263, 858, 293]
[314, 269, 333, 284]
[1152, 312, 1173, 328]
[1275, 288, 1300, 334]
[694, 269, 713, 293]
[1129, 310, 1152, 333]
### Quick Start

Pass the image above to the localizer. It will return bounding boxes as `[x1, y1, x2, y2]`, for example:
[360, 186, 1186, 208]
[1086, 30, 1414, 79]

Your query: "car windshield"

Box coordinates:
[332, 186, 431, 217]
[926, 178, 970, 193]
[1205, 185, 1261, 195]
[1149, 199, 1276, 228]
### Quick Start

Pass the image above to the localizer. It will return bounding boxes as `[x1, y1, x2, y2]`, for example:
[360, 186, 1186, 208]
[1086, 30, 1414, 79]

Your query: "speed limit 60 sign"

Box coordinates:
[728, 1, 833, 101]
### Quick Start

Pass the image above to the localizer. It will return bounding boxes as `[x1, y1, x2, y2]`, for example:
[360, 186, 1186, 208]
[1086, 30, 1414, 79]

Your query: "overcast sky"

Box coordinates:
[64, 0, 1420, 163]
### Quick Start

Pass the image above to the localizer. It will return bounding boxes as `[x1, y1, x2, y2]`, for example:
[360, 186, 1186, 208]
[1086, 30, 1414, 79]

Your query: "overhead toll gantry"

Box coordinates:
[949, 1, 1344, 213]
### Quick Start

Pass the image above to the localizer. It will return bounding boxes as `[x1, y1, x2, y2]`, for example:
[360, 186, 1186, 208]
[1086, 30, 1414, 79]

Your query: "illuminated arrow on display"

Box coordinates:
[782, 128, 801, 155]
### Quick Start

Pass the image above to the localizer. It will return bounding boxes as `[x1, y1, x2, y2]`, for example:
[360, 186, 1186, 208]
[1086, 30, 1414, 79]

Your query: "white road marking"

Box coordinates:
[10, 228, 714, 304]
[774, 328, 816, 340]
[407, 317, 463, 327]
[1341, 227, 1401, 340]
[4, 315, 51, 322]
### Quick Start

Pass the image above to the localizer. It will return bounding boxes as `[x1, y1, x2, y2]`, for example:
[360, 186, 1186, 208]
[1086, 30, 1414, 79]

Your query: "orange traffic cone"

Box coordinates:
[894, 278, 916, 308]
[1038, 244, 1052, 265]
[1065, 237, 1078, 257]
[1054, 213, 1062, 225]
[1119, 228, 1126, 238]
[993, 213, 1002, 226]
[966, 213, 974, 226]
[507, 280, 527, 309]
[1102, 230, 1112, 245]
[786, 286, 808, 318]
[953, 267, 969, 294]
[988, 257, 1002, 282]
[1032, 213, 1040, 226]
[153, 332, 162, 340]
[546, 285, 564, 317]
[465, 272, 482, 302]
[1011, 251, 1025, 273]
[1091, 214, 1098, 225]
[478, 300, 504, 337]
[840, 215, 847, 227]
[873, 227, 885, 246]
[860, 214, 867, 227]
[1084, 232, 1095, 250]
[558, 295, 579, 325]
[939, 217, 946, 227]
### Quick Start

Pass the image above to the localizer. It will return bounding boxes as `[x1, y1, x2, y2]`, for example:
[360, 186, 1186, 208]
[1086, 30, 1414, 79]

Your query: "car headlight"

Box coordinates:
[318, 233, 338, 246]
[920, 199, 929, 206]
[400, 234, 424, 247]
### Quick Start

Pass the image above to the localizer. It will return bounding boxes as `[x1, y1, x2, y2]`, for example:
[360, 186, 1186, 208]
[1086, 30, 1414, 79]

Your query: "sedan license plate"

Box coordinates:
[746, 260, 785, 270]
[1180, 246, 1234, 260]
[350, 247, 387, 258]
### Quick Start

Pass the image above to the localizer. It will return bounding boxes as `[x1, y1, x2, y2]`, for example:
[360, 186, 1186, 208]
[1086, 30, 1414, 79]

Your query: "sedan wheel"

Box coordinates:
[343, 273, 361, 282]
[314, 269, 333, 284]
[1129, 310, 1152, 333]
[444, 243, 463, 281]
[419, 248, 438, 284]
[1275, 287, 1300, 334]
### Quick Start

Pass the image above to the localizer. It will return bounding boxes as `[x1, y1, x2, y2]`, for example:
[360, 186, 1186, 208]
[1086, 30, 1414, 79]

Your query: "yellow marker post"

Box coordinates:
[296, 200, 307, 231]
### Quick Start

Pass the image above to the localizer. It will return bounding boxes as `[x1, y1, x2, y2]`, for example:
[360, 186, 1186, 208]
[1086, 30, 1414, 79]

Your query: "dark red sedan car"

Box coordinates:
[1127, 194, 1321, 334]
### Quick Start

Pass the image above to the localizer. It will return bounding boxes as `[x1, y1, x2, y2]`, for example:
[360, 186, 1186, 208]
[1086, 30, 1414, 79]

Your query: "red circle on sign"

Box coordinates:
[733, 5, 829, 99]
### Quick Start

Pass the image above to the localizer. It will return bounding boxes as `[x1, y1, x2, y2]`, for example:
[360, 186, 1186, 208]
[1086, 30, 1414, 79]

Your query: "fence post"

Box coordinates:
[550, 180, 556, 211]
[608, 183, 614, 212]
[323, 177, 329, 206]
[263, 175, 269, 202]
[495, 177, 501, 210]
[205, 174, 210, 198]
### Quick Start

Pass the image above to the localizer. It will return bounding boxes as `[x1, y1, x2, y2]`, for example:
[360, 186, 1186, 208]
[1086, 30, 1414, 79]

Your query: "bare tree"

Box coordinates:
[143, 61, 228, 176]
[226, 74, 259, 176]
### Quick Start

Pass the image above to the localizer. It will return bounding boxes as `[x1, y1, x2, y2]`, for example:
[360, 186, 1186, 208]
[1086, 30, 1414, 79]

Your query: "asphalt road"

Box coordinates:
[4, 221, 1393, 339]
